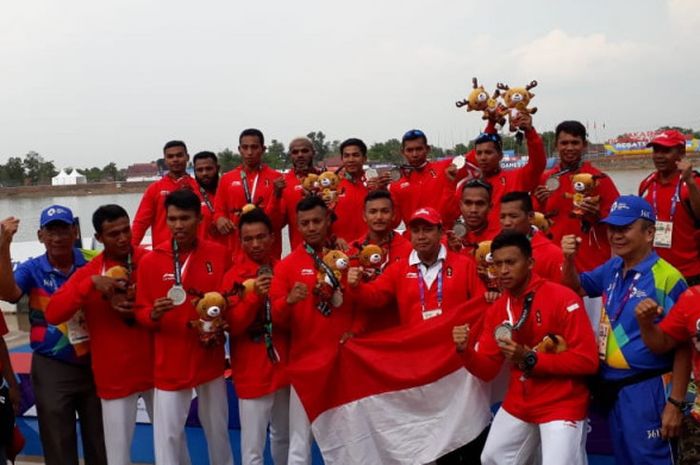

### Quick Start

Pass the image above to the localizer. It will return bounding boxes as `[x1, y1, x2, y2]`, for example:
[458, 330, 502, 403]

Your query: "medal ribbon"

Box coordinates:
[240, 169, 260, 204]
[171, 239, 192, 286]
[262, 296, 279, 363]
[505, 292, 535, 331]
[606, 271, 642, 323]
[416, 264, 443, 313]
[199, 185, 215, 213]
[305, 244, 341, 316]
[651, 173, 682, 222]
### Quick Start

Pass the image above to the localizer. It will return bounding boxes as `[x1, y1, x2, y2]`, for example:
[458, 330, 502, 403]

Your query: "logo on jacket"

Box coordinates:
[162, 273, 175, 281]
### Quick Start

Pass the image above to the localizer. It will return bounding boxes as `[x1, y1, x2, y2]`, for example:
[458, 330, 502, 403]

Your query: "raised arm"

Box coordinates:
[0, 217, 24, 303]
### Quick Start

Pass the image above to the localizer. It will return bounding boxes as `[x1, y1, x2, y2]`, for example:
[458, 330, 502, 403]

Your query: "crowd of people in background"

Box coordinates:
[0, 117, 699, 465]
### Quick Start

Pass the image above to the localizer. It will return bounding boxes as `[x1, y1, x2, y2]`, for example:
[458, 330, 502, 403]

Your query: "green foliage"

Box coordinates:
[217, 148, 241, 172]
[367, 139, 402, 164]
[263, 139, 289, 170]
[307, 131, 329, 163]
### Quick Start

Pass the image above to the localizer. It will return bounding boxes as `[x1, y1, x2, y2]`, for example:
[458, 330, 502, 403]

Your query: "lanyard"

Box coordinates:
[505, 292, 534, 330]
[606, 271, 642, 323]
[240, 169, 260, 204]
[304, 244, 341, 290]
[199, 185, 215, 213]
[651, 174, 682, 221]
[262, 296, 279, 363]
[553, 161, 581, 178]
[172, 239, 192, 286]
[416, 263, 443, 312]
[100, 253, 133, 276]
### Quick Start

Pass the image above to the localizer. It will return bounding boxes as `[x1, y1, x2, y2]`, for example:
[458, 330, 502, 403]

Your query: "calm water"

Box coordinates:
[0, 169, 649, 243]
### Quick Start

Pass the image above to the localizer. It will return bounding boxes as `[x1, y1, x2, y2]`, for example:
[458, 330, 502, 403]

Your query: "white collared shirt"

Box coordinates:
[408, 245, 447, 288]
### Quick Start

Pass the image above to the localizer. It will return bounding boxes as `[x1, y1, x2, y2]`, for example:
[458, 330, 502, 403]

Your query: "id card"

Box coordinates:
[422, 308, 442, 321]
[597, 318, 610, 361]
[653, 221, 673, 248]
[67, 309, 90, 344]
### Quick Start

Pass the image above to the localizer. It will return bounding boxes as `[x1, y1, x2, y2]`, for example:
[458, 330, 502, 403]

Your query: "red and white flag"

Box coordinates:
[288, 299, 492, 465]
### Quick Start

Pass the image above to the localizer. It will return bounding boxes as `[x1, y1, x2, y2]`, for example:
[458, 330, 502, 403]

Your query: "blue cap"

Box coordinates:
[39, 205, 75, 228]
[601, 195, 655, 226]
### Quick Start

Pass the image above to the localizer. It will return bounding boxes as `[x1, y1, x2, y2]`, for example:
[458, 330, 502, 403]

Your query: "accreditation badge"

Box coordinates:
[422, 308, 442, 320]
[67, 309, 90, 344]
[653, 220, 673, 249]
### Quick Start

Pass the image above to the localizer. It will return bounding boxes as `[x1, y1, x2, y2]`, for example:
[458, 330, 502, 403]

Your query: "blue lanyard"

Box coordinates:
[651, 174, 682, 221]
[607, 271, 642, 323]
[416, 264, 443, 312]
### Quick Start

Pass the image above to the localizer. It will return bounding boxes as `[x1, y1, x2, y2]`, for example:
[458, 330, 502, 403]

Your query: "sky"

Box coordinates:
[1, 0, 699, 168]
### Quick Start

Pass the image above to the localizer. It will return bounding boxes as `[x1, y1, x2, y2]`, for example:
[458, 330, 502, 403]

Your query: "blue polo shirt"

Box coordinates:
[580, 252, 687, 381]
[13, 248, 96, 365]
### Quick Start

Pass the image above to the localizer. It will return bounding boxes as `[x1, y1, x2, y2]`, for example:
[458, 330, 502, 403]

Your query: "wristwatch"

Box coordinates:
[518, 350, 538, 373]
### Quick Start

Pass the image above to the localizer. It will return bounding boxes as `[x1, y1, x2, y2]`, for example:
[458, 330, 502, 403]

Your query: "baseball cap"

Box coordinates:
[601, 195, 656, 226]
[402, 129, 427, 142]
[39, 205, 75, 228]
[408, 207, 442, 226]
[646, 130, 686, 148]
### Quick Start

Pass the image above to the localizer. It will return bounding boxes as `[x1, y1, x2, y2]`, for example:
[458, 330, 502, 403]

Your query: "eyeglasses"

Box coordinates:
[402, 129, 426, 141]
[290, 148, 312, 155]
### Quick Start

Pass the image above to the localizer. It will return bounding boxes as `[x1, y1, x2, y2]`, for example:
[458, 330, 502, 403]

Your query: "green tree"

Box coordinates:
[307, 131, 329, 163]
[103, 162, 119, 182]
[217, 148, 241, 172]
[367, 139, 402, 164]
[263, 139, 288, 170]
[23, 151, 57, 185]
[1, 157, 25, 186]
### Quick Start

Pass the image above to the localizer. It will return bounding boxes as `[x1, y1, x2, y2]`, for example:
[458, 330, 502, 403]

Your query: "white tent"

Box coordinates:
[52, 169, 87, 186]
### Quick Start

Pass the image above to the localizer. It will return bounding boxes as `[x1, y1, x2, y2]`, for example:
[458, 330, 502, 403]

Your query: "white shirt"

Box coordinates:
[408, 245, 447, 289]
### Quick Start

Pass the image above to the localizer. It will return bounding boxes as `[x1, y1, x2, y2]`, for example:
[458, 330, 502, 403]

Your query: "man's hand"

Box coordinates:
[512, 112, 533, 131]
[0, 217, 20, 247]
[678, 159, 694, 184]
[578, 197, 600, 216]
[91, 275, 125, 297]
[497, 336, 529, 364]
[111, 297, 135, 315]
[151, 297, 174, 321]
[273, 177, 286, 198]
[347, 267, 363, 288]
[335, 238, 350, 253]
[445, 230, 463, 252]
[484, 290, 501, 303]
[635, 298, 663, 328]
[445, 165, 458, 182]
[661, 401, 683, 440]
[561, 235, 581, 258]
[286, 282, 308, 305]
[254, 275, 273, 296]
[216, 217, 235, 236]
[533, 185, 551, 204]
[453, 324, 470, 352]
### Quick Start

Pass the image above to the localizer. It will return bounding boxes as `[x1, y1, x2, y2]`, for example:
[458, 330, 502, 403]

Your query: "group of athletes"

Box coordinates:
[0, 113, 699, 465]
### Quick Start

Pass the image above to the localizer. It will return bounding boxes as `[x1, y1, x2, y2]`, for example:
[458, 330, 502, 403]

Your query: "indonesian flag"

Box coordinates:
[288, 299, 492, 465]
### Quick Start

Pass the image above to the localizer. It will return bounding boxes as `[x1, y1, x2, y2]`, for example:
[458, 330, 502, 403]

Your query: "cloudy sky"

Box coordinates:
[1, 0, 698, 168]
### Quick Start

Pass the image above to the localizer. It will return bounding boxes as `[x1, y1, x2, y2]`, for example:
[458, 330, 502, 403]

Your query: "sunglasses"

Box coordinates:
[475, 132, 501, 145]
[402, 129, 426, 141]
[464, 178, 492, 192]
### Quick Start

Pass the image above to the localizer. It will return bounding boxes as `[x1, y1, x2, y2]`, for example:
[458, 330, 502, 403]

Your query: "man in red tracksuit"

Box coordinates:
[269, 195, 359, 465]
[464, 113, 547, 227]
[192, 151, 227, 247]
[532, 120, 619, 273]
[46, 205, 153, 465]
[446, 179, 500, 256]
[346, 189, 412, 333]
[134, 190, 233, 465]
[499, 192, 564, 283]
[214, 128, 283, 258]
[266, 137, 320, 250]
[221, 209, 289, 465]
[453, 231, 598, 465]
[131, 140, 198, 247]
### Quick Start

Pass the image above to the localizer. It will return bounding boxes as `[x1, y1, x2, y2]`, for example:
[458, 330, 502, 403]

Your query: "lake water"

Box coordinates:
[0, 169, 650, 243]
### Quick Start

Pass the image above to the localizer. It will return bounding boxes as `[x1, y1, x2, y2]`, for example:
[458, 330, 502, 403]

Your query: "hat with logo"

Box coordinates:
[646, 130, 686, 148]
[408, 207, 442, 226]
[39, 205, 75, 228]
[601, 195, 656, 226]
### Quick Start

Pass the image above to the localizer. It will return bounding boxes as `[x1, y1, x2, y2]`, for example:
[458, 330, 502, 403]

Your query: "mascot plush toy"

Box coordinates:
[302, 173, 320, 195]
[496, 80, 538, 133]
[474, 241, 498, 290]
[189, 291, 230, 347]
[105, 265, 136, 323]
[317, 171, 341, 207]
[356, 244, 386, 281]
[532, 212, 553, 238]
[534, 334, 567, 353]
[314, 249, 349, 304]
[565, 173, 600, 218]
[456, 77, 507, 126]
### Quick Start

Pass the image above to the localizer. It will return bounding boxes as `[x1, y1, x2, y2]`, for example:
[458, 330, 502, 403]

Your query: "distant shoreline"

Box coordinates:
[1, 155, 696, 199]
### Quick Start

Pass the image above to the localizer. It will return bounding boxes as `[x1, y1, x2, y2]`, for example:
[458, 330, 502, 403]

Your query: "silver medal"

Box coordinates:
[545, 176, 560, 192]
[167, 285, 187, 306]
[365, 168, 379, 180]
[331, 289, 343, 308]
[494, 323, 513, 342]
[452, 221, 467, 239]
[452, 155, 466, 170]
[389, 167, 402, 182]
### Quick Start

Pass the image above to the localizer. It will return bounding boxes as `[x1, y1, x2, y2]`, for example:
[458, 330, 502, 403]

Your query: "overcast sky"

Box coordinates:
[1, 0, 698, 168]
